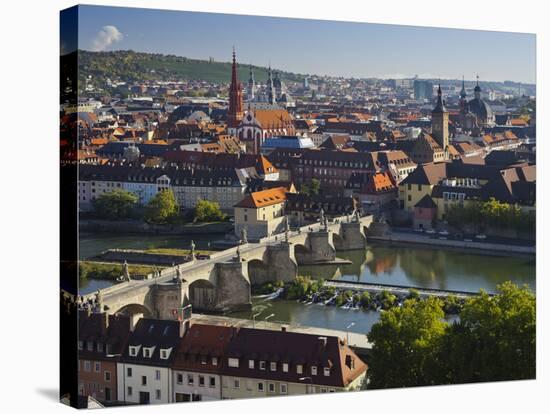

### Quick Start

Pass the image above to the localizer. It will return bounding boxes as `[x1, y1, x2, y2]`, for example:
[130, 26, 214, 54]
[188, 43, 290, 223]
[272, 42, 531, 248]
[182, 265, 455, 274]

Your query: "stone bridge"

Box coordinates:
[81, 215, 373, 319]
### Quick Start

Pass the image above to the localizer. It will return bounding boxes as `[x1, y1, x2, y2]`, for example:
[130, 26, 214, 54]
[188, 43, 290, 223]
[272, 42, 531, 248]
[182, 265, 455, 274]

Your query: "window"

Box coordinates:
[105, 387, 111, 401]
[97, 343, 103, 352]
[248, 359, 255, 369]
[129, 346, 139, 357]
[155, 370, 161, 381]
[94, 362, 101, 372]
[212, 357, 218, 366]
[280, 383, 287, 394]
[78, 341, 84, 350]
[258, 382, 264, 392]
[176, 373, 183, 384]
[141, 376, 147, 386]
[259, 361, 266, 370]
[84, 361, 91, 372]
[199, 376, 205, 387]
[127, 386, 133, 397]
[209, 377, 216, 388]
[311, 366, 318, 376]
[155, 390, 161, 400]
[234, 379, 240, 389]
[270, 362, 277, 372]
[268, 383, 275, 393]
[296, 364, 303, 374]
[228, 358, 239, 368]
[127, 367, 132, 377]
[187, 374, 194, 386]
[87, 341, 94, 351]
[160, 349, 168, 359]
[143, 348, 151, 358]
[320, 388, 327, 393]
[282, 363, 289, 373]
[324, 367, 330, 376]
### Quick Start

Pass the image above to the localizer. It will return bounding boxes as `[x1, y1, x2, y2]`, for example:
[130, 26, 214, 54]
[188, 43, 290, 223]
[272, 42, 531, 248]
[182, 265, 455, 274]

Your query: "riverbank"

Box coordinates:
[370, 231, 535, 256]
[254, 277, 465, 315]
[79, 219, 233, 235]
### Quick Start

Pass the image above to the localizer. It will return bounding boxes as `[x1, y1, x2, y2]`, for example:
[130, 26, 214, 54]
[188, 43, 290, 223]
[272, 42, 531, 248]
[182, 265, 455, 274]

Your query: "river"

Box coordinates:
[79, 234, 535, 333]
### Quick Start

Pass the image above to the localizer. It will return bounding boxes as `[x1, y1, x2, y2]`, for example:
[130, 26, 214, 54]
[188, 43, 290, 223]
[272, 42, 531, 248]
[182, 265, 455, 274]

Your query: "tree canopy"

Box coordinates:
[367, 282, 535, 388]
[92, 189, 138, 220]
[193, 199, 226, 223]
[301, 178, 321, 196]
[144, 189, 179, 224]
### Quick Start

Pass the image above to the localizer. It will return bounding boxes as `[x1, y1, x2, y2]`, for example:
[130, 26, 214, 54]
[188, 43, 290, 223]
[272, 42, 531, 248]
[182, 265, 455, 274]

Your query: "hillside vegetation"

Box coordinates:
[77, 50, 305, 92]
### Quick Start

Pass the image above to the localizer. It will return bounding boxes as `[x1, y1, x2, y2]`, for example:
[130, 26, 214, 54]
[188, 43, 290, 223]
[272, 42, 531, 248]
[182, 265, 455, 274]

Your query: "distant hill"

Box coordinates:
[76, 50, 306, 93]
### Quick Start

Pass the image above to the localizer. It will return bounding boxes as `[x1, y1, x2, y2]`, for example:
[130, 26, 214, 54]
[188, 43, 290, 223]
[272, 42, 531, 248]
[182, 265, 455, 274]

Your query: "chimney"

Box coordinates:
[100, 312, 110, 336]
[179, 320, 190, 338]
[129, 313, 143, 332]
[281, 326, 287, 332]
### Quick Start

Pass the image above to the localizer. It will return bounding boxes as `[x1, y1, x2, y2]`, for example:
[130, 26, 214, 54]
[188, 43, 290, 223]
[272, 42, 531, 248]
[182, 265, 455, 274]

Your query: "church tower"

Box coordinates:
[266, 65, 275, 105]
[431, 84, 449, 155]
[459, 76, 467, 114]
[227, 48, 244, 135]
[247, 65, 255, 101]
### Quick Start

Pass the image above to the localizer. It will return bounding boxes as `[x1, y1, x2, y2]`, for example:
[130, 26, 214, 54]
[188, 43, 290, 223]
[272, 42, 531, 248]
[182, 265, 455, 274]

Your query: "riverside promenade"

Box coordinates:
[369, 230, 535, 256]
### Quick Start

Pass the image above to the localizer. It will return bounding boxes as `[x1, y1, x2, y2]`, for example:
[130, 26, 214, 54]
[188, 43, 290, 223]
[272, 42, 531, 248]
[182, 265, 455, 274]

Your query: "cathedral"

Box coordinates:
[227, 50, 296, 154]
[458, 76, 495, 130]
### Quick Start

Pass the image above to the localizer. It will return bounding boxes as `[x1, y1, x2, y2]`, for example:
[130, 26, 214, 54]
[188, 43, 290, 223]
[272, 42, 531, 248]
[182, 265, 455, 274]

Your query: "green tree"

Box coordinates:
[144, 189, 179, 224]
[194, 199, 226, 222]
[441, 282, 535, 382]
[301, 178, 321, 196]
[92, 189, 138, 219]
[368, 298, 447, 389]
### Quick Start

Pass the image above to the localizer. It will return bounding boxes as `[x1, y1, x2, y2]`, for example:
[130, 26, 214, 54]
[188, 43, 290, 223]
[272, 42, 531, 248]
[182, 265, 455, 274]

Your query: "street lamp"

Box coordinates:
[298, 376, 313, 394]
[346, 322, 355, 344]
[252, 311, 262, 328]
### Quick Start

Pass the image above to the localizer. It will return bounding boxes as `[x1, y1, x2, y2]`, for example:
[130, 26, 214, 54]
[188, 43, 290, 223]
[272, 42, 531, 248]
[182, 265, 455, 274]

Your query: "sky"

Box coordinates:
[69, 5, 536, 84]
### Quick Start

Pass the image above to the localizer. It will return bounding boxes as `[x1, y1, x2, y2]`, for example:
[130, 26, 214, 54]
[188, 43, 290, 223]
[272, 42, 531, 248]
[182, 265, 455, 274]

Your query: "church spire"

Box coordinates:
[227, 47, 244, 131]
[433, 83, 447, 113]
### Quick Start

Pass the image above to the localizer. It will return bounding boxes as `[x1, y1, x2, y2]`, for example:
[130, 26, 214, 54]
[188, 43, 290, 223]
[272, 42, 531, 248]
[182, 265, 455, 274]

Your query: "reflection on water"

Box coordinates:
[229, 297, 381, 335]
[298, 244, 535, 294]
[79, 278, 118, 295]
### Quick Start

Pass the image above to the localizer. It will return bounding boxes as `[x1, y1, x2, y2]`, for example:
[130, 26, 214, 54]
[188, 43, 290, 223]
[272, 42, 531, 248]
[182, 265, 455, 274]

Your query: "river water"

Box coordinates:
[79, 234, 535, 333]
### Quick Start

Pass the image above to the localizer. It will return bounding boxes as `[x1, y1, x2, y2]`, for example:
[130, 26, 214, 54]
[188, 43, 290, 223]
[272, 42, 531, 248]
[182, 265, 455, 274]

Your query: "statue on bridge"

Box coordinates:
[319, 207, 325, 227]
[355, 209, 361, 223]
[284, 216, 290, 242]
[122, 260, 131, 282]
[240, 226, 248, 244]
[235, 245, 242, 262]
[190, 240, 196, 260]
[95, 290, 103, 312]
[176, 266, 183, 285]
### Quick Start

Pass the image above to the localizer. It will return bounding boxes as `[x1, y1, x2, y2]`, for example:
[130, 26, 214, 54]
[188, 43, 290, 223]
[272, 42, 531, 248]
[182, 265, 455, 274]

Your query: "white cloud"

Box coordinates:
[91, 25, 123, 52]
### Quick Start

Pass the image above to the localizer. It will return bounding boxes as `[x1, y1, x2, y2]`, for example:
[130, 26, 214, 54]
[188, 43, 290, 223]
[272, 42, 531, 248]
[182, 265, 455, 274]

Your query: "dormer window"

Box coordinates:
[160, 348, 171, 360]
[97, 343, 103, 352]
[228, 358, 239, 368]
[311, 366, 318, 376]
[87, 341, 94, 351]
[283, 363, 289, 373]
[143, 346, 155, 358]
[78, 341, 84, 351]
[270, 362, 277, 372]
[324, 367, 331, 376]
[248, 360, 254, 369]
[129, 345, 141, 357]
[212, 357, 218, 366]
[259, 361, 266, 370]
[296, 364, 303, 374]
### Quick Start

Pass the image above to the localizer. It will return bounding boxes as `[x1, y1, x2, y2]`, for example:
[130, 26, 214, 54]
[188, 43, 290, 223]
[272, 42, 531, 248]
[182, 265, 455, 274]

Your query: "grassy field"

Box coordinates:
[79, 261, 163, 280]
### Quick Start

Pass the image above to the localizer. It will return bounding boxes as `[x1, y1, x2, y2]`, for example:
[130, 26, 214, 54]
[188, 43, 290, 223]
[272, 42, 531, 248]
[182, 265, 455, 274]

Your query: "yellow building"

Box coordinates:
[233, 187, 288, 240]
[399, 163, 447, 213]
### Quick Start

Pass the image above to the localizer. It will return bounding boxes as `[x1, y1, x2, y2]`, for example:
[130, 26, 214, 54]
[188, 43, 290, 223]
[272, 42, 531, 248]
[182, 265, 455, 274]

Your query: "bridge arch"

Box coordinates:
[247, 258, 270, 286]
[189, 279, 216, 311]
[115, 303, 153, 318]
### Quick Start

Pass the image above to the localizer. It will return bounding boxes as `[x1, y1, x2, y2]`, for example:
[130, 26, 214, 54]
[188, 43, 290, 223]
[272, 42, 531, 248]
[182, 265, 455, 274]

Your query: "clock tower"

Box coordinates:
[431, 84, 449, 157]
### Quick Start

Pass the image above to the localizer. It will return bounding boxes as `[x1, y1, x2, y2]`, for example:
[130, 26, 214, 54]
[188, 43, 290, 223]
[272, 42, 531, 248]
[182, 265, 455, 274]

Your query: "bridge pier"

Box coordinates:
[296, 230, 336, 264]
[339, 222, 367, 250]
[213, 259, 252, 312]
